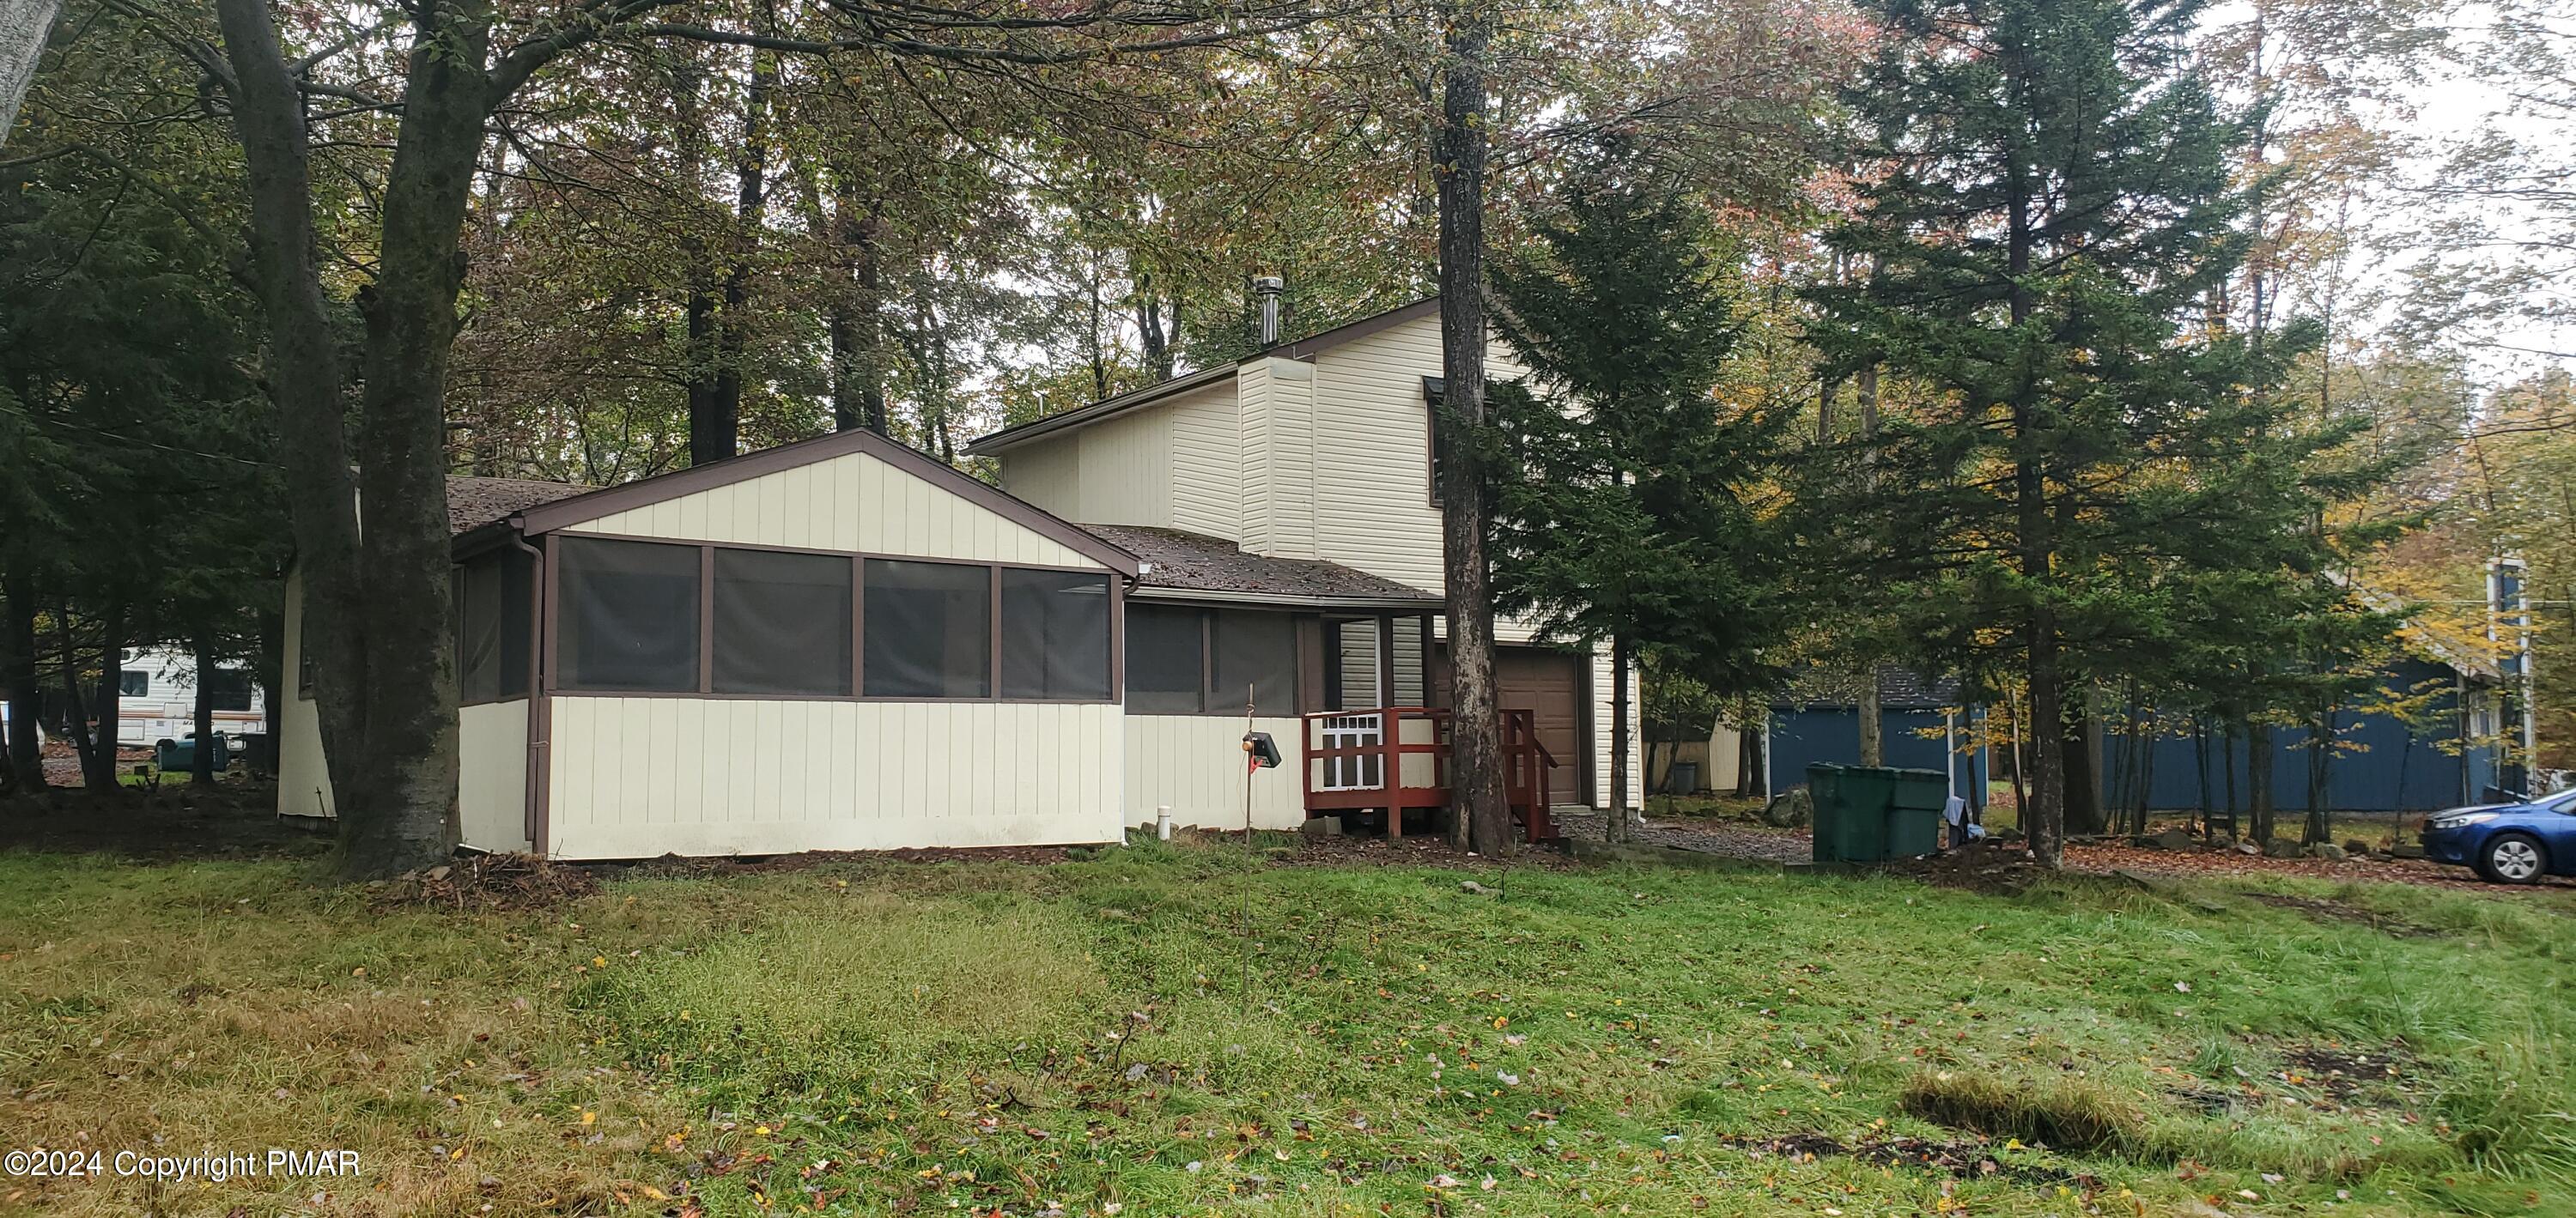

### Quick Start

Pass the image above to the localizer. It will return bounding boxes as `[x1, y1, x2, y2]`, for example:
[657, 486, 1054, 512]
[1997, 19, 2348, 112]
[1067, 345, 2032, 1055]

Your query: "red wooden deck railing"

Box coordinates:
[1299, 706, 1561, 843]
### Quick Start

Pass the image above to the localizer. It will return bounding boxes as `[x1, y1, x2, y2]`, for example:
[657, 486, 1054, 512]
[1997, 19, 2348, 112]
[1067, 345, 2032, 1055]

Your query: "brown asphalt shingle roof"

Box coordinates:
[1084, 525, 1441, 605]
[447, 476, 588, 535]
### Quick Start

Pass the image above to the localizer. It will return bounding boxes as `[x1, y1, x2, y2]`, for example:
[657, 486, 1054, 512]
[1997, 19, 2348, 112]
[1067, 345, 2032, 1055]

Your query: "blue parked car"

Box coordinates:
[2421, 787, 2576, 884]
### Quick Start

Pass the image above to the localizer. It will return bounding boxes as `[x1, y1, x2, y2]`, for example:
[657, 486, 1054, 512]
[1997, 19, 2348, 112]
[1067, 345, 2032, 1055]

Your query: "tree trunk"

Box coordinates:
[1736, 717, 1764, 797]
[1856, 675, 1883, 767]
[1433, 3, 1510, 857]
[2249, 721, 2275, 845]
[2304, 706, 2335, 844]
[0, 0, 62, 152]
[3, 568, 44, 790]
[2062, 703, 2104, 835]
[1137, 270, 1176, 382]
[190, 628, 216, 785]
[829, 188, 889, 434]
[1608, 634, 1632, 842]
[216, 0, 465, 877]
[706, 52, 770, 456]
[82, 608, 121, 791]
[56, 613, 97, 785]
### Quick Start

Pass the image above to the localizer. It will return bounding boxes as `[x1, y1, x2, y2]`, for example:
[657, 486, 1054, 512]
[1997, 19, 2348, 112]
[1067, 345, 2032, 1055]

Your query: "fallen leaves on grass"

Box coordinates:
[367, 852, 598, 912]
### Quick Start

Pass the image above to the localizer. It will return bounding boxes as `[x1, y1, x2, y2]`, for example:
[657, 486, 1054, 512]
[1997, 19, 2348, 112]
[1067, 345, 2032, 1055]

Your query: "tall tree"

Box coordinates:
[1486, 155, 1788, 843]
[1431, 0, 1515, 855]
[1811, 0, 2318, 867]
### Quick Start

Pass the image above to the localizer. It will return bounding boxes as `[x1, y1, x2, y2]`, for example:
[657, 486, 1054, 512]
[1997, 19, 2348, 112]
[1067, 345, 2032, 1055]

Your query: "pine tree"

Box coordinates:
[1807, 0, 2339, 866]
[1485, 157, 1790, 840]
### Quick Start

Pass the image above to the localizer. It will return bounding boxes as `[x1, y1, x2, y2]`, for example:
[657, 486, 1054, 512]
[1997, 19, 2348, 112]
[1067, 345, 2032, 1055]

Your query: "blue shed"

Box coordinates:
[1766, 668, 1987, 810]
[2105, 657, 2506, 815]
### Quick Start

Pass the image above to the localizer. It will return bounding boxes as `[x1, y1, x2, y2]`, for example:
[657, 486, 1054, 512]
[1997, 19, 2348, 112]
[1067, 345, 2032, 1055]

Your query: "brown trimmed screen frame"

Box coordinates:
[538, 528, 1125, 706]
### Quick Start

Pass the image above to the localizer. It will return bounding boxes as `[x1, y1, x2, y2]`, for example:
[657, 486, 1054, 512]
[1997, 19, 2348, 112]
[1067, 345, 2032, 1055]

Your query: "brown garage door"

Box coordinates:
[1496, 648, 1589, 805]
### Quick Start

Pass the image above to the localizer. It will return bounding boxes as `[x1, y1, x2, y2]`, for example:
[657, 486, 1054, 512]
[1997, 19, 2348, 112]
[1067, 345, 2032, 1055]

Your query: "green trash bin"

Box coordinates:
[1884, 768, 1950, 858]
[1807, 762, 1949, 863]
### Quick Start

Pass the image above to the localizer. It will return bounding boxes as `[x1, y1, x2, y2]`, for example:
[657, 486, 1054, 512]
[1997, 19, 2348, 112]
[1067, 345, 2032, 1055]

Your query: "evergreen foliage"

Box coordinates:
[1802, 0, 2394, 861]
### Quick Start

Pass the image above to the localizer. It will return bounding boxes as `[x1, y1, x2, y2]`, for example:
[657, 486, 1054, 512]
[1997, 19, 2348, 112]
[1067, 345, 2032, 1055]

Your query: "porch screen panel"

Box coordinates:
[557, 536, 702, 692]
[497, 547, 532, 698]
[714, 548, 854, 696]
[1126, 605, 1204, 714]
[453, 561, 502, 704]
[863, 559, 991, 698]
[1000, 570, 1110, 700]
[456, 548, 534, 703]
[1213, 610, 1296, 717]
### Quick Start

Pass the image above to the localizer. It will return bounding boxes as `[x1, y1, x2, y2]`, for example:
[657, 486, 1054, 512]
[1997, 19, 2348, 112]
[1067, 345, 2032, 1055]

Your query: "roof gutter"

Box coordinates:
[1127, 585, 1444, 613]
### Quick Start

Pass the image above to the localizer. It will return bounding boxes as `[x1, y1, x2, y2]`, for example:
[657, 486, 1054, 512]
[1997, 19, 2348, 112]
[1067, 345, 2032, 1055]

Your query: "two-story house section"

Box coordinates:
[965, 297, 1642, 835]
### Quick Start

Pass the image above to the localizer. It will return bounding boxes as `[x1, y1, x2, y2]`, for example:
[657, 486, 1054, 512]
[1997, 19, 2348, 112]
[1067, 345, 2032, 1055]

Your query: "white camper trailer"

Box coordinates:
[113, 648, 264, 748]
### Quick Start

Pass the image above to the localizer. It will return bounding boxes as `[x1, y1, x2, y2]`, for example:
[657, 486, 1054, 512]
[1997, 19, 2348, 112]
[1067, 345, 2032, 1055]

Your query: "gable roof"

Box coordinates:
[1090, 525, 1442, 609]
[963, 298, 1441, 456]
[478, 430, 1139, 576]
[449, 476, 588, 535]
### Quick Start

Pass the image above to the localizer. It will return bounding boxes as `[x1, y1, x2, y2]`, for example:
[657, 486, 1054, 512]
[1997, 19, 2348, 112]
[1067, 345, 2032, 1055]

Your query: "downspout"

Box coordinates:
[511, 527, 549, 857]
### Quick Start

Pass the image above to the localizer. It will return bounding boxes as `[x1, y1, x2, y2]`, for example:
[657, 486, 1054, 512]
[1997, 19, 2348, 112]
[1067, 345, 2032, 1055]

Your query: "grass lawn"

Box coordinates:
[3, 838, 2572, 1216]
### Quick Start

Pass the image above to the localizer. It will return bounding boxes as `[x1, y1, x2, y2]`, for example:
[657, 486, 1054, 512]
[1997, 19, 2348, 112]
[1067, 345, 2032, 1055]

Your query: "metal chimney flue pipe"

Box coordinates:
[1253, 276, 1284, 347]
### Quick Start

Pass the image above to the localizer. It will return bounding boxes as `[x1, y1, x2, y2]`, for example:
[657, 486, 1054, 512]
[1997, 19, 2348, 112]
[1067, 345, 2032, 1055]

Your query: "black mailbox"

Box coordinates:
[1242, 730, 1282, 770]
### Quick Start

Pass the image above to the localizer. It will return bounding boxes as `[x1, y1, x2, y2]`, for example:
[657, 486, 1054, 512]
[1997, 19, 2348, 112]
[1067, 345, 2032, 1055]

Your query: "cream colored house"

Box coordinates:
[278, 429, 1140, 859]
[965, 298, 1642, 834]
[281, 301, 1637, 858]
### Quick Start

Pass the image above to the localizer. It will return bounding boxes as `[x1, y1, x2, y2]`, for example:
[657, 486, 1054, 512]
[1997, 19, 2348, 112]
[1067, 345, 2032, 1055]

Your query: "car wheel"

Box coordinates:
[2479, 833, 2548, 885]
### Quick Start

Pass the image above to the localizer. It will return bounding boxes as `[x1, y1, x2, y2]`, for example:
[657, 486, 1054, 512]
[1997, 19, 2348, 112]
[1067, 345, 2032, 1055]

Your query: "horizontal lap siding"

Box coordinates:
[459, 700, 529, 851]
[547, 699, 1123, 858]
[1309, 317, 1528, 592]
[1126, 714, 1306, 830]
[564, 450, 1094, 568]
[1000, 443, 1080, 518]
[1077, 407, 1175, 527]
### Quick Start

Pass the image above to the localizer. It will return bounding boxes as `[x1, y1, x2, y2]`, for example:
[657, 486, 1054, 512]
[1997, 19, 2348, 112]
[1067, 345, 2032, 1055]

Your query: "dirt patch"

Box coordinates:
[1728, 1132, 2096, 1187]
[367, 851, 598, 912]
[1875, 841, 2051, 894]
[602, 844, 1078, 881]
[2278, 1041, 2417, 1100]
[2245, 892, 2445, 938]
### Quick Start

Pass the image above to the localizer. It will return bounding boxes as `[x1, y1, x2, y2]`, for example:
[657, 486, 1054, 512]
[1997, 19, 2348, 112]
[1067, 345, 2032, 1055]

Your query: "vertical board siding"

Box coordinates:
[274, 571, 337, 821]
[1262, 359, 1321, 558]
[565, 449, 1093, 567]
[459, 700, 530, 852]
[1170, 381, 1243, 538]
[1236, 361, 1275, 553]
[1075, 406, 1176, 527]
[545, 698, 1125, 858]
[1127, 714, 1307, 830]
